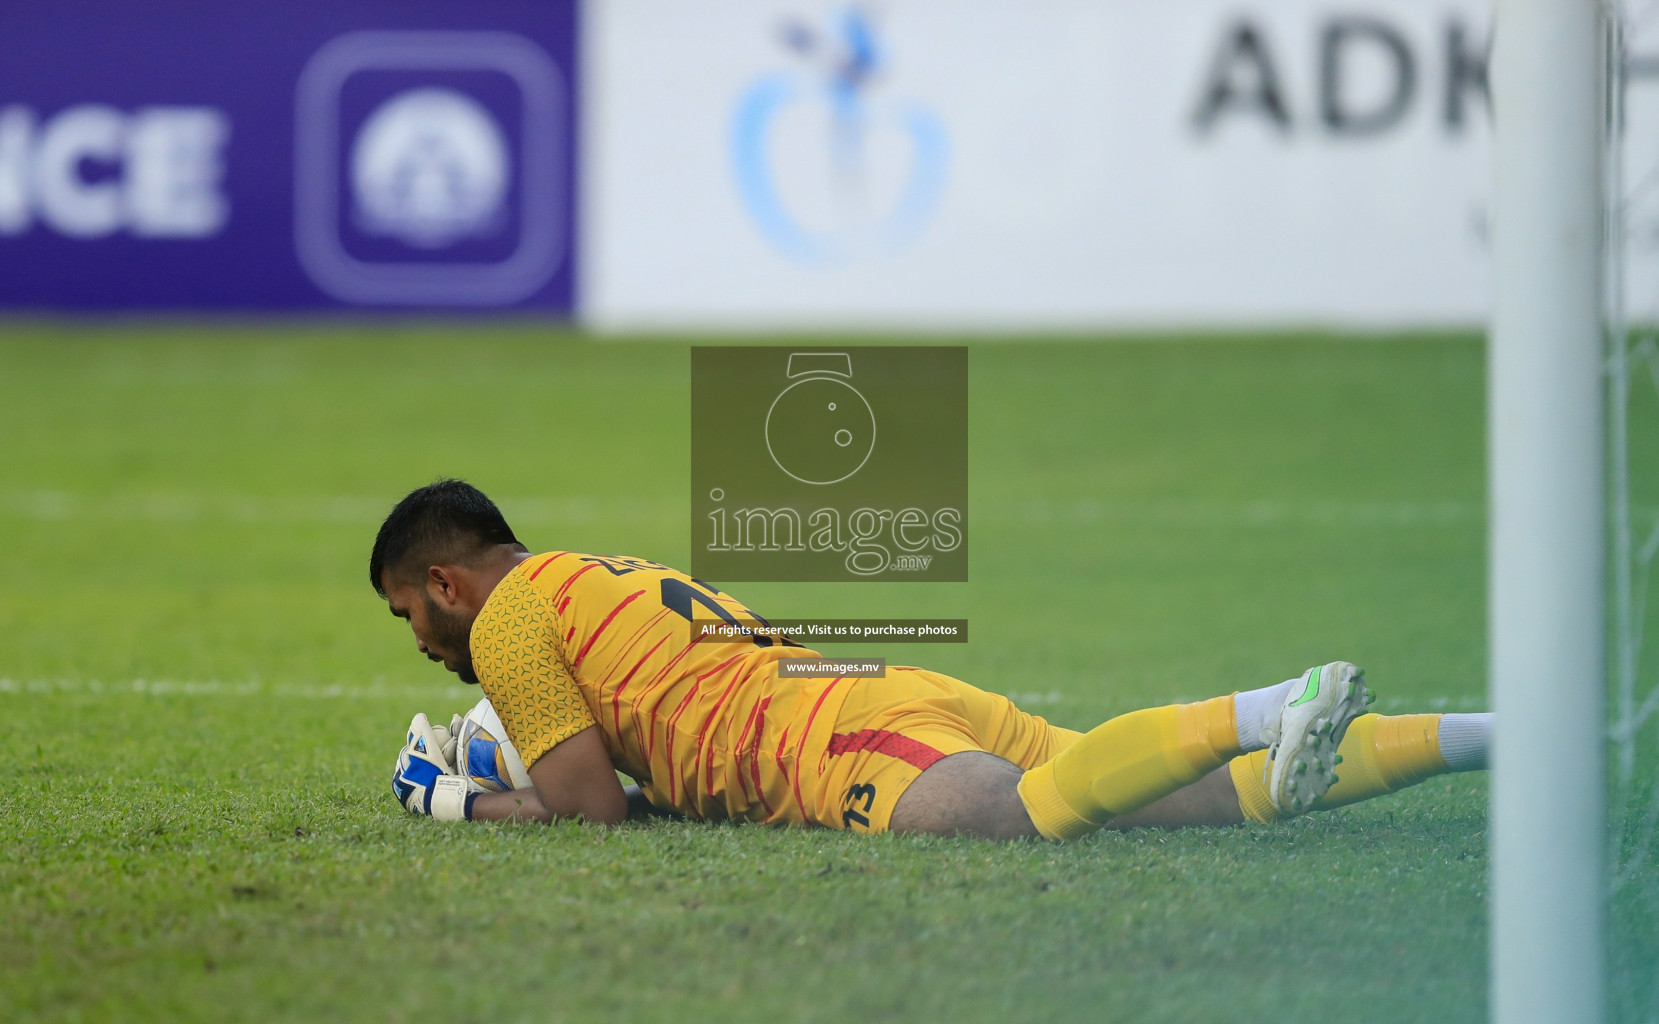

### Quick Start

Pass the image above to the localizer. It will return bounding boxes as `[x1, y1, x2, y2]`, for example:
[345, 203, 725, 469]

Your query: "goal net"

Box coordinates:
[1610, 5, 1659, 1019]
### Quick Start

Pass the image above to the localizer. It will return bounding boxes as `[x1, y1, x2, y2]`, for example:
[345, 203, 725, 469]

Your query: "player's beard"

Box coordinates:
[422, 592, 480, 685]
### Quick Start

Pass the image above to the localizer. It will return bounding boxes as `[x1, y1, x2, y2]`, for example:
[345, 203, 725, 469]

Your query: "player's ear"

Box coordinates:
[427, 565, 460, 605]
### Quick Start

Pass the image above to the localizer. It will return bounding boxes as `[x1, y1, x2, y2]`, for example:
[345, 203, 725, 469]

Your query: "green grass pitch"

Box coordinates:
[0, 325, 1539, 1022]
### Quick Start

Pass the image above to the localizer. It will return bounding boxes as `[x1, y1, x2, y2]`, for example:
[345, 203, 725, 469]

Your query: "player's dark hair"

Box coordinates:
[369, 479, 522, 595]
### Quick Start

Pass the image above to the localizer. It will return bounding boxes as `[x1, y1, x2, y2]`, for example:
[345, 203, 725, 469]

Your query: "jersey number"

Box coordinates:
[842, 783, 877, 830]
[660, 578, 802, 649]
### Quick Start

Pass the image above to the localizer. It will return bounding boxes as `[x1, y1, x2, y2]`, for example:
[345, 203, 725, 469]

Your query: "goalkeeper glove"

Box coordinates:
[454, 699, 532, 792]
[391, 712, 480, 822]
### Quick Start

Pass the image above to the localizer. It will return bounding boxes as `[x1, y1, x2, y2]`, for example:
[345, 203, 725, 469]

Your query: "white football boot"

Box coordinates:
[1260, 661, 1373, 815]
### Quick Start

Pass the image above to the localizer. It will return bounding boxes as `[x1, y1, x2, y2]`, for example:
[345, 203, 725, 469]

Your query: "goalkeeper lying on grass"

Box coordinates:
[377, 480, 1489, 840]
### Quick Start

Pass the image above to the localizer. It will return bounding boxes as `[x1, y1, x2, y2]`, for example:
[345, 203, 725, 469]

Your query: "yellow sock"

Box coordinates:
[1018, 696, 1243, 841]
[1228, 713, 1449, 823]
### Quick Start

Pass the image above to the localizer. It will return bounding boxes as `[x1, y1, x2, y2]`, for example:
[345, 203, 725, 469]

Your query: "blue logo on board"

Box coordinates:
[294, 31, 568, 306]
[731, 9, 948, 266]
[350, 87, 510, 250]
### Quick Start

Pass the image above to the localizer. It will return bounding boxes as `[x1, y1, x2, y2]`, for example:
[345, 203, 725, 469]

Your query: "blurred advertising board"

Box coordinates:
[12, 1, 1659, 327]
[583, 0, 1501, 330]
[0, 1, 576, 311]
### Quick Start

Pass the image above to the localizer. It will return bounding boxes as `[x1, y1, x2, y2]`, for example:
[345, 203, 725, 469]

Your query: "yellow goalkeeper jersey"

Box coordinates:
[469, 551, 841, 823]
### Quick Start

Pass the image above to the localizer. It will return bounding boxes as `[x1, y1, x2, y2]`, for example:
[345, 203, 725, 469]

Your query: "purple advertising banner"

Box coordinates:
[0, 1, 576, 310]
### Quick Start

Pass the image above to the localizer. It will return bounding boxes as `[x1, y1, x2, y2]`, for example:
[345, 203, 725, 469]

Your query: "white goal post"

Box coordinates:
[1489, 0, 1609, 1021]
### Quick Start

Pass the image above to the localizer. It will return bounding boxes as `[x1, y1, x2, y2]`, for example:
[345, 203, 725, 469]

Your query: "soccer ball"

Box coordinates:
[454, 697, 532, 791]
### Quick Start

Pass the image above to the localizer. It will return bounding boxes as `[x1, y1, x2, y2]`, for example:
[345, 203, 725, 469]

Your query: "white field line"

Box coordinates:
[0, 491, 680, 527]
[1160, 693, 1489, 712]
[14, 492, 1644, 532]
[1001, 690, 1487, 711]
[0, 677, 1487, 713]
[0, 490, 1493, 529]
[0, 677, 468, 700]
[994, 497, 1489, 528]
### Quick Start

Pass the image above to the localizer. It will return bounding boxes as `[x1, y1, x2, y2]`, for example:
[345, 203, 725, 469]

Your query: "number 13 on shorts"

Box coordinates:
[842, 783, 877, 830]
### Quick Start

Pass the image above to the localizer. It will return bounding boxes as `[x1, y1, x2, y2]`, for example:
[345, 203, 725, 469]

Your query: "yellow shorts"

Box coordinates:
[789, 668, 1081, 834]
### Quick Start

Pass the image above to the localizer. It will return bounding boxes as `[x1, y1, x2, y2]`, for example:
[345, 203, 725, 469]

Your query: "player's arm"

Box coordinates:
[392, 699, 664, 824]
[468, 727, 627, 825]
[464, 781, 667, 823]
[468, 787, 550, 822]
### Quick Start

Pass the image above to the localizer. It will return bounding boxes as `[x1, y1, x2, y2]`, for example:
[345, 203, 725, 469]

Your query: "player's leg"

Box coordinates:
[1101, 710, 1491, 827]
[924, 674, 1249, 829]
[882, 748, 1236, 835]
[1227, 710, 1491, 822]
[891, 662, 1370, 839]
[882, 672, 1073, 837]
[885, 674, 1242, 833]
[804, 668, 1088, 837]
[887, 751, 1041, 838]
[1017, 662, 1370, 839]
[886, 692, 1253, 839]
[1097, 765, 1246, 827]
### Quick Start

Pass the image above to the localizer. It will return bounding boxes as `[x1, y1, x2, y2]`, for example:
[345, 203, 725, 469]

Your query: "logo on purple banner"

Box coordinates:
[295, 31, 568, 305]
[0, 3, 575, 311]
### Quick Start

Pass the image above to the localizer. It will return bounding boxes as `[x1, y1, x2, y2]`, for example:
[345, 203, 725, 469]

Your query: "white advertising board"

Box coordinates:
[581, 1, 1659, 329]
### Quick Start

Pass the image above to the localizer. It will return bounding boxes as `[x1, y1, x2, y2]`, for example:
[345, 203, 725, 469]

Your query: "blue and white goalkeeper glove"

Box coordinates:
[392, 712, 480, 822]
[455, 697, 533, 792]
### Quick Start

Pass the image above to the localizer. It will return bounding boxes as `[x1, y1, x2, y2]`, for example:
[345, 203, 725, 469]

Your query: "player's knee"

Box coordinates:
[889, 751, 1040, 840]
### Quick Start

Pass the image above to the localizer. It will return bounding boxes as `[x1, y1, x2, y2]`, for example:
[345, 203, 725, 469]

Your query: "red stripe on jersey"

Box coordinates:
[527, 552, 571, 581]
[638, 639, 699, 696]
[552, 562, 601, 603]
[609, 635, 670, 738]
[558, 595, 571, 615]
[696, 652, 744, 681]
[698, 668, 749, 798]
[791, 679, 843, 815]
[826, 729, 948, 772]
[770, 722, 792, 815]
[596, 608, 672, 686]
[733, 694, 762, 759]
[798, 679, 842, 753]
[690, 650, 747, 781]
[608, 613, 674, 754]
[732, 698, 763, 804]
[662, 682, 705, 807]
[638, 641, 700, 765]
[571, 589, 645, 671]
[747, 697, 773, 816]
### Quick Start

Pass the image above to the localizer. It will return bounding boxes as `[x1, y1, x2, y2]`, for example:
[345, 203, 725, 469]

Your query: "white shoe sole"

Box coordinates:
[1263, 662, 1371, 816]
